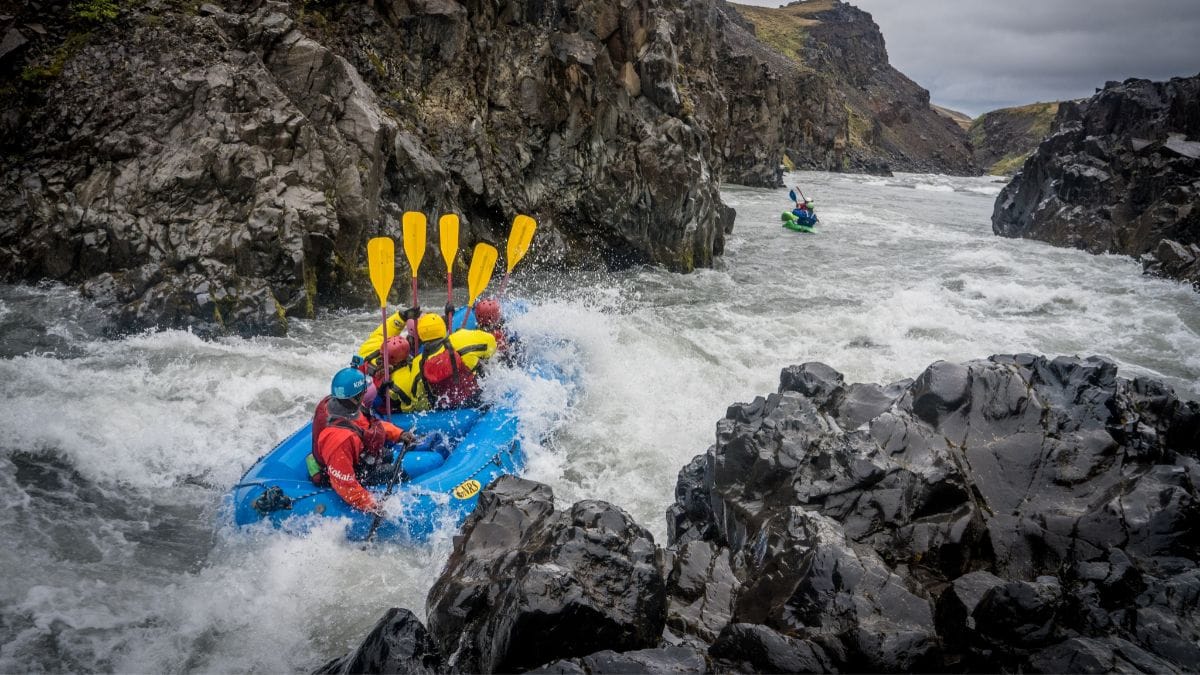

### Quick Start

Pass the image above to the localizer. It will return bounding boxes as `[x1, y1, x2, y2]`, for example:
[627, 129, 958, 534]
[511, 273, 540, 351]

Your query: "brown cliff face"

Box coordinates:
[734, 0, 977, 176]
[992, 75, 1200, 289]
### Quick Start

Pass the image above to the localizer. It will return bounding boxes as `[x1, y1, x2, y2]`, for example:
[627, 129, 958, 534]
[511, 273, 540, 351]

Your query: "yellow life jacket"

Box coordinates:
[386, 356, 430, 413]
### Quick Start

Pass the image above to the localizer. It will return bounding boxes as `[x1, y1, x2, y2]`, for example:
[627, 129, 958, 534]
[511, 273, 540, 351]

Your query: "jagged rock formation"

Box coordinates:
[970, 101, 1060, 175]
[668, 355, 1199, 672]
[734, 0, 977, 176]
[993, 74, 1200, 289]
[328, 354, 1197, 673]
[425, 477, 665, 673]
[314, 608, 442, 675]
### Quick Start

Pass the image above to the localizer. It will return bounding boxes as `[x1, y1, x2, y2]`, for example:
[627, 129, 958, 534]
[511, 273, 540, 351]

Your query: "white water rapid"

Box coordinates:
[1, 171, 1197, 672]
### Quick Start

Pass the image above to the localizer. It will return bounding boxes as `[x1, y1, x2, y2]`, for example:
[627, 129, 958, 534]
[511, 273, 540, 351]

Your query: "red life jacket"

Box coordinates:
[419, 338, 480, 409]
[308, 396, 388, 485]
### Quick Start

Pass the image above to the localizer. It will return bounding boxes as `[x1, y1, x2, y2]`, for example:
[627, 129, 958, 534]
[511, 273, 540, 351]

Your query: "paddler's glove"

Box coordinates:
[399, 430, 417, 446]
[401, 306, 421, 322]
[444, 302, 455, 318]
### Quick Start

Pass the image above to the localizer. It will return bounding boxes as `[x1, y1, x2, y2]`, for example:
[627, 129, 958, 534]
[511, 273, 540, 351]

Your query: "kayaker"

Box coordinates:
[416, 313, 497, 409]
[308, 367, 413, 514]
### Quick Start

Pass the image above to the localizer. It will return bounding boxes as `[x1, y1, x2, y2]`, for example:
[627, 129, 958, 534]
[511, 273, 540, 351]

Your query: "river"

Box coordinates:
[2, 171, 1197, 672]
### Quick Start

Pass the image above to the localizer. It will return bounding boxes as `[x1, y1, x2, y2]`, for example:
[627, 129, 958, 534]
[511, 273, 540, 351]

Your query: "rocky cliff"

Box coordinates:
[971, 101, 1060, 175]
[0, 0, 981, 335]
[325, 354, 1199, 673]
[0, 0, 744, 335]
[734, 0, 977, 175]
[993, 75, 1200, 289]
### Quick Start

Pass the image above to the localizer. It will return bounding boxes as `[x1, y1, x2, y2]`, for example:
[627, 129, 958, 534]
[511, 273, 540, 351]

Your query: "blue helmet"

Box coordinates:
[330, 367, 369, 399]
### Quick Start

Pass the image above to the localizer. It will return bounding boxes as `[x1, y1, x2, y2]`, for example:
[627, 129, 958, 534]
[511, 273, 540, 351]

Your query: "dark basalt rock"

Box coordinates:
[708, 623, 836, 674]
[528, 645, 708, 674]
[426, 476, 666, 674]
[660, 539, 739, 642]
[314, 607, 442, 675]
[993, 74, 1200, 290]
[667, 354, 1200, 672]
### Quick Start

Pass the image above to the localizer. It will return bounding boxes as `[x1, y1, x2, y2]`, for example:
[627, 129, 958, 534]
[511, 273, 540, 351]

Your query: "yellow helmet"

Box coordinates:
[417, 313, 447, 342]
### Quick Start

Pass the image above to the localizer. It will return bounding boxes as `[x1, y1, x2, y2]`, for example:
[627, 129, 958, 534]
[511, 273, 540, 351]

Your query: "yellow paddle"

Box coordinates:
[460, 242, 498, 330]
[438, 214, 459, 329]
[366, 236, 395, 417]
[402, 211, 427, 308]
[498, 214, 536, 296]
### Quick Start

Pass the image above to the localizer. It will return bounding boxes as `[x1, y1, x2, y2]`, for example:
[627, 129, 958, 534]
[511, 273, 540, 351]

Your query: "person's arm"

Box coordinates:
[357, 311, 407, 359]
[451, 330, 497, 369]
[323, 436, 378, 513]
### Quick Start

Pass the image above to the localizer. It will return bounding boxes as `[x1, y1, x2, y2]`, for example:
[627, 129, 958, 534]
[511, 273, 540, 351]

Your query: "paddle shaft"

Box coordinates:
[380, 307, 391, 417]
[445, 272, 454, 331]
[363, 442, 409, 545]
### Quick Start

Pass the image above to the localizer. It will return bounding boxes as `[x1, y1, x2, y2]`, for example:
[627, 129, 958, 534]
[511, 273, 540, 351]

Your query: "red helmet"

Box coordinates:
[384, 335, 410, 363]
[475, 298, 502, 328]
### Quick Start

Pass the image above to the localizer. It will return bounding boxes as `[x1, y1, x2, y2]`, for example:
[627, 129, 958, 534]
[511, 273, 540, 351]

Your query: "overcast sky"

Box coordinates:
[733, 0, 1200, 117]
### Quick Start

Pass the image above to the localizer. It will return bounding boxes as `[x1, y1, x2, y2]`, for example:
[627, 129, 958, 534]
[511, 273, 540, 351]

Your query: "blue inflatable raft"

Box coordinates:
[227, 304, 574, 543]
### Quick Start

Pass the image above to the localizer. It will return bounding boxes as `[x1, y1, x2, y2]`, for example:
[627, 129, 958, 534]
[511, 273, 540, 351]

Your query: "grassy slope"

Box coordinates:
[730, 0, 836, 65]
[931, 104, 973, 131]
[970, 101, 1060, 175]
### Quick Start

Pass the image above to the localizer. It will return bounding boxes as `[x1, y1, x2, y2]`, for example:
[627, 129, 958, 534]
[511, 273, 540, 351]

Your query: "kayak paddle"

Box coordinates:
[498, 214, 536, 297]
[439, 213, 459, 329]
[460, 242, 498, 330]
[402, 211, 427, 309]
[367, 236, 395, 417]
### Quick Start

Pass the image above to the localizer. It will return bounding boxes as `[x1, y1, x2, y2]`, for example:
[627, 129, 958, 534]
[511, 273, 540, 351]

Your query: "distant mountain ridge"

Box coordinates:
[970, 102, 1061, 175]
[931, 104, 973, 131]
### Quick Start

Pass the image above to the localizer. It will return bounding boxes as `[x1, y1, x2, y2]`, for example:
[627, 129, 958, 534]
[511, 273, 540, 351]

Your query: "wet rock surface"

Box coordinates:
[425, 476, 665, 674]
[670, 355, 1198, 672]
[314, 607, 442, 675]
[993, 74, 1200, 290]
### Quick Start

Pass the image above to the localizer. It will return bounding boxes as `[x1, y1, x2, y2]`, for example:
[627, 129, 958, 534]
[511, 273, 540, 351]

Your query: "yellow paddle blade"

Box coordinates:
[402, 211, 427, 278]
[366, 237, 395, 308]
[506, 214, 537, 273]
[466, 243, 499, 305]
[438, 214, 460, 272]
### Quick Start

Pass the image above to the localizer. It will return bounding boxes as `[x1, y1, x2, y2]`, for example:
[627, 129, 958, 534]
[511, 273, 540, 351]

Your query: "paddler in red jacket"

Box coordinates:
[307, 367, 413, 514]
